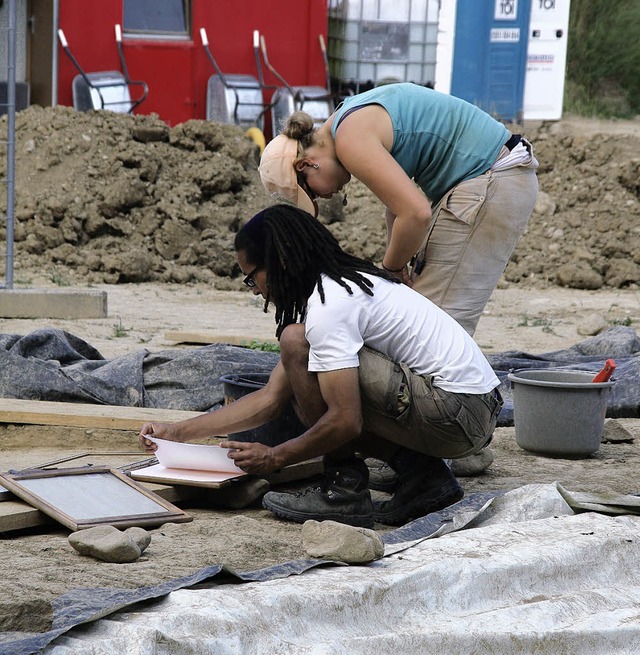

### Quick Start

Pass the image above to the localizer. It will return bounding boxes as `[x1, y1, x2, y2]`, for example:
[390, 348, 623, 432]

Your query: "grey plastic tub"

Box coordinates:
[507, 369, 615, 458]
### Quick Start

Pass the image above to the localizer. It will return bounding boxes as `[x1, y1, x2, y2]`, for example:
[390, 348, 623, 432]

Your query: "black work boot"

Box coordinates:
[262, 456, 374, 528]
[373, 449, 463, 526]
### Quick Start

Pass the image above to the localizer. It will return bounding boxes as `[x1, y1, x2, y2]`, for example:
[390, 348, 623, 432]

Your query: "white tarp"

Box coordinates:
[45, 484, 640, 654]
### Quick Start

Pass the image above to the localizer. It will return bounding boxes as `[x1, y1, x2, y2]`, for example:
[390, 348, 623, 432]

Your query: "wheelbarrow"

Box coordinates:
[258, 32, 335, 136]
[58, 25, 148, 114]
[200, 27, 279, 151]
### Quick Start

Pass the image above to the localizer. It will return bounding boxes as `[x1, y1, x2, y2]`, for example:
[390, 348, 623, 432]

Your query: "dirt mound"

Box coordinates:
[504, 122, 640, 289]
[1, 106, 639, 289]
[2, 106, 267, 287]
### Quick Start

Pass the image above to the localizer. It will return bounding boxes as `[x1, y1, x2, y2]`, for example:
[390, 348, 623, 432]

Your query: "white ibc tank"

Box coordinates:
[328, 0, 441, 91]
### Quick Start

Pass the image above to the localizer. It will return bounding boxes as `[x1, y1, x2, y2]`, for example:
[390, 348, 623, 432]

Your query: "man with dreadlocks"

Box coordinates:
[140, 204, 502, 528]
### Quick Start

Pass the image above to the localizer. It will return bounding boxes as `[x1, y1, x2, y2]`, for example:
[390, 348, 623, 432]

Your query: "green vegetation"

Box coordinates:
[566, 0, 640, 117]
[245, 339, 280, 353]
[517, 314, 555, 333]
[608, 316, 633, 327]
[49, 269, 70, 287]
[112, 318, 130, 338]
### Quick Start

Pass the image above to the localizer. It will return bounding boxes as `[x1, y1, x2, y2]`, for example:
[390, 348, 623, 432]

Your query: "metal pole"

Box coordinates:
[52, 0, 60, 106]
[3, 0, 17, 289]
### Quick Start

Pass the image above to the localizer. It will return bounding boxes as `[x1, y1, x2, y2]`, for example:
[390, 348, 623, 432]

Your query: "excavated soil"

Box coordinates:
[1, 106, 639, 290]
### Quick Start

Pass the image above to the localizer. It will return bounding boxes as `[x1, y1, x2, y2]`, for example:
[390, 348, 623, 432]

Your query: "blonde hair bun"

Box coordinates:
[283, 111, 315, 141]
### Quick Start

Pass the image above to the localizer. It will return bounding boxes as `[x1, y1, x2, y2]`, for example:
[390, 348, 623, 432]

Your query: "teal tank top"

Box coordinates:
[330, 83, 509, 205]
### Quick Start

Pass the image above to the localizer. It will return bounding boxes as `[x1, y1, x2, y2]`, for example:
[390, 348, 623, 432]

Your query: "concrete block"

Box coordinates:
[0, 288, 108, 319]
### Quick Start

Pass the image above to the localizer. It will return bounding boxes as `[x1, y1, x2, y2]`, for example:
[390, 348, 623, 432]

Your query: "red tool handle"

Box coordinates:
[592, 359, 616, 383]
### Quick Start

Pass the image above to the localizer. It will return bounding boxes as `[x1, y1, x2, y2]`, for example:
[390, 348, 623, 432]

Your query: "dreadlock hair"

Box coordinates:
[234, 204, 400, 338]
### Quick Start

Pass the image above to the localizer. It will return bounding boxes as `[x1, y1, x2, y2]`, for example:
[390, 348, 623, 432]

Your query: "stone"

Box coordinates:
[556, 262, 604, 290]
[605, 258, 640, 289]
[125, 526, 152, 552]
[577, 313, 609, 336]
[68, 524, 151, 563]
[601, 419, 634, 444]
[302, 520, 384, 564]
[533, 191, 556, 216]
[450, 448, 494, 477]
[208, 477, 270, 509]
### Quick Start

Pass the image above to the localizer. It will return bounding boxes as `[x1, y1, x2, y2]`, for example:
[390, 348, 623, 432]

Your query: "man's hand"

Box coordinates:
[139, 422, 179, 453]
[220, 440, 278, 475]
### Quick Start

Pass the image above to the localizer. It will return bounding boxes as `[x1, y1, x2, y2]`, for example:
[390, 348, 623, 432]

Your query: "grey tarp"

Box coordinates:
[0, 329, 280, 411]
[0, 325, 638, 425]
[0, 491, 501, 655]
[0, 327, 639, 653]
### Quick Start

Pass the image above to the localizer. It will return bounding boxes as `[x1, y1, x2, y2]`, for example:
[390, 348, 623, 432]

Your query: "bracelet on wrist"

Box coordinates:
[382, 262, 405, 273]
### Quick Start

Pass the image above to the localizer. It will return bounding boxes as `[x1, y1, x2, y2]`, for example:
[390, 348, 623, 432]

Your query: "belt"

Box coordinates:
[504, 133, 522, 151]
[487, 387, 503, 413]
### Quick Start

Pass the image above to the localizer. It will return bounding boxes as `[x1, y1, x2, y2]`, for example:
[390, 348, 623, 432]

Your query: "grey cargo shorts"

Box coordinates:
[357, 347, 502, 459]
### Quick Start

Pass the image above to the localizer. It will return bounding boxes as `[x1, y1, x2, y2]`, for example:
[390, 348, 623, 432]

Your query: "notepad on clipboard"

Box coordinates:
[131, 437, 247, 488]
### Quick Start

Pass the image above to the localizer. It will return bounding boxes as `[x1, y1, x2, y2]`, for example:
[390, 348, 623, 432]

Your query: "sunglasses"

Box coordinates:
[298, 172, 318, 201]
[243, 266, 260, 288]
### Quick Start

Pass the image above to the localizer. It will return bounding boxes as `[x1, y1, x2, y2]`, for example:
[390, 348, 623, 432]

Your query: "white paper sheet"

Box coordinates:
[146, 437, 244, 474]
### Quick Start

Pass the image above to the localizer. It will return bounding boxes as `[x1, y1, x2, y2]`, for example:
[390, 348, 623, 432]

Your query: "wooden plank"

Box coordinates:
[0, 500, 52, 532]
[164, 331, 278, 347]
[0, 398, 202, 431]
[266, 457, 323, 484]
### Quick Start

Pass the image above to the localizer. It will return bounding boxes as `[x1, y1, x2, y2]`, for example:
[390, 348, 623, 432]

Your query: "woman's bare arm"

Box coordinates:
[335, 105, 432, 272]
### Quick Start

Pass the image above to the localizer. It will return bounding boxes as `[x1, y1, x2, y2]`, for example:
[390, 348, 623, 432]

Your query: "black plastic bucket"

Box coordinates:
[219, 372, 306, 447]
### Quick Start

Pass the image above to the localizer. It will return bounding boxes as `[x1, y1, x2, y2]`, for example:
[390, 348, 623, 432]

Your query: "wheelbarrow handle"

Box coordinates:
[57, 28, 68, 48]
[319, 33, 326, 54]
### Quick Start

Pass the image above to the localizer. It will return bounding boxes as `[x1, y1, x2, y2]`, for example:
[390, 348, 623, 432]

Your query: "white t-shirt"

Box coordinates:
[305, 274, 499, 394]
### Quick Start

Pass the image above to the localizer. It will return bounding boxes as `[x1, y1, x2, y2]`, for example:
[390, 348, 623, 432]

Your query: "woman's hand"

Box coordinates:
[220, 440, 278, 475]
[382, 264, 413, 288]
[401, 266, 413, 287]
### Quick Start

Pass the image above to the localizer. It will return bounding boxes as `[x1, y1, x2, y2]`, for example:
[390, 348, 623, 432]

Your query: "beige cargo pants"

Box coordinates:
[411, 140, 539, 336]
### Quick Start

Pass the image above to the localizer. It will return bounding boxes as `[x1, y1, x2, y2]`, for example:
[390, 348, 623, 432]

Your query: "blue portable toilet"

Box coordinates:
[450, 0, 532, 122]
